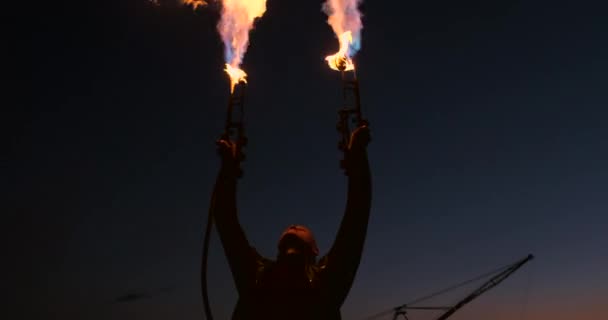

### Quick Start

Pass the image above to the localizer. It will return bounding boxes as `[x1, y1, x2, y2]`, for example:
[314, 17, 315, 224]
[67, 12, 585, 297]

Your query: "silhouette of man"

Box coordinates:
[209, 125, 371, 320]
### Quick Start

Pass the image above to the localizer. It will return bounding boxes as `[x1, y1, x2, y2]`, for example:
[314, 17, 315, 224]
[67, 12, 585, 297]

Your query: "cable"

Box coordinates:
[202, 82, 246, 320]
[405, 262, 513, 306]
[201, 188, 216, 320]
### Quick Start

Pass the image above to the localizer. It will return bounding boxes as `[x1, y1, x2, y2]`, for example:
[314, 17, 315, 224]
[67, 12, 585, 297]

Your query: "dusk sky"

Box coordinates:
[21, 0, 607, 319]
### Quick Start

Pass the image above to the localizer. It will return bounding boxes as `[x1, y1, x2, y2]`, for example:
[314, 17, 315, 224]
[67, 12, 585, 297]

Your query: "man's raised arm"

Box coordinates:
[209, 139, 257, 294]
[321, 125, 372, 306]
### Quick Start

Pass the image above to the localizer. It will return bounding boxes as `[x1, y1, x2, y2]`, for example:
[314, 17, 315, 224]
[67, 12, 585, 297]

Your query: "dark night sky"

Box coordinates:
[20, 0, 607, 319]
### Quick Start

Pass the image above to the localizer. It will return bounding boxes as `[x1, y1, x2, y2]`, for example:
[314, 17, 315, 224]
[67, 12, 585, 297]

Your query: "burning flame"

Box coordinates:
[224, 63, 247, 89]
[218, 0, 267, 92]
[325, 31, 355, 71]
[176, 0, 266, 92]
[182, 0, 208, 10]
[322, 0, 363, 71]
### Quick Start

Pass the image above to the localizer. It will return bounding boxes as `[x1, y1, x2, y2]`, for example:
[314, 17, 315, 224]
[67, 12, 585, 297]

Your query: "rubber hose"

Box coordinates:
[201, 189, 216, 320]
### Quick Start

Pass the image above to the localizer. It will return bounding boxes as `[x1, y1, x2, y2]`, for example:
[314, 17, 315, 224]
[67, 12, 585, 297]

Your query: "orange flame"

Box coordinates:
[325, 31, 355, 71]
[322, 0, 363, 72]
[224, 63, 248, 90]
[178, 0, 265, 92]
[218, 0, 267, 92]
[182, 0, 208, 10]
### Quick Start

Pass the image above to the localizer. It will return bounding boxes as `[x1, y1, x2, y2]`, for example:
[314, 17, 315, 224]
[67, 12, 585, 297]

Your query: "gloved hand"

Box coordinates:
[216, 138, 242, 175]
[348, 124, 371, 153]
[341, 124, 371, 175]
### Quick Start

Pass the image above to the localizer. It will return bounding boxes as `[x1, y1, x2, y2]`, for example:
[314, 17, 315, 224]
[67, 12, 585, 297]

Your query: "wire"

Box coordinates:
[406, 261, 513, 306]
[363, 308, 397, 320]
[201, 188, 216, 320]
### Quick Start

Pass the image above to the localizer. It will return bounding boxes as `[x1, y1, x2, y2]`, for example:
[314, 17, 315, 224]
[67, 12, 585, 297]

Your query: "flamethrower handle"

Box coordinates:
[337, 71, 369, 173]
[221, 84, 248, 178]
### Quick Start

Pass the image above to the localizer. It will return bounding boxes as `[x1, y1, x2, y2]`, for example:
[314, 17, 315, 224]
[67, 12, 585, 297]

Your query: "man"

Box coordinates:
[209, 125, 371, 319]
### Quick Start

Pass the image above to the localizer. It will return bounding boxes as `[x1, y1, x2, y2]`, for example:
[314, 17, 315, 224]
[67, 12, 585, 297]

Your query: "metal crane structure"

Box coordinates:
[365, 254, 534, 320]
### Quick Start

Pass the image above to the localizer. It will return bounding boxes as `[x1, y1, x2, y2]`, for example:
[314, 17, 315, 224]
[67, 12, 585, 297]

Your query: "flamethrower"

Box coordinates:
[336, 66, 369, 173]
[321, 0, 367, 173]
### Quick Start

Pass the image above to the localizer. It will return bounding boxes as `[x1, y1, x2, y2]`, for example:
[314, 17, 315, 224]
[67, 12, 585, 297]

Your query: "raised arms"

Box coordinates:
[209, 139, 257, 295]
[321, 125, 372, 306]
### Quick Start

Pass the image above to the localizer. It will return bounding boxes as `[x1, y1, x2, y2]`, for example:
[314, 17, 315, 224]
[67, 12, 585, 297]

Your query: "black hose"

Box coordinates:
[201, 189, 216, 320]
[204, 82, 245, 320]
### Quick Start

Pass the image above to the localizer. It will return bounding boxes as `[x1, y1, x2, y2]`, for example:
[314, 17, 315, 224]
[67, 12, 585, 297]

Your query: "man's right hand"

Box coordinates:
[216, 139, 240, 173]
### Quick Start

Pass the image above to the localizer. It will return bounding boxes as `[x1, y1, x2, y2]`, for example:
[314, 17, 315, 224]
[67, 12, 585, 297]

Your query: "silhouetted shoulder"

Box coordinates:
[250, 247, 274, 285]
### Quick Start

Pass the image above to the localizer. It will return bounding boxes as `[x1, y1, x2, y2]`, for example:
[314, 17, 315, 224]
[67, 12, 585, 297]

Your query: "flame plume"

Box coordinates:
[178, 0, 266, 92]
[322, 0, 363, 71]
[218, 0, 267, 92]
[182, 0, 208, 10]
